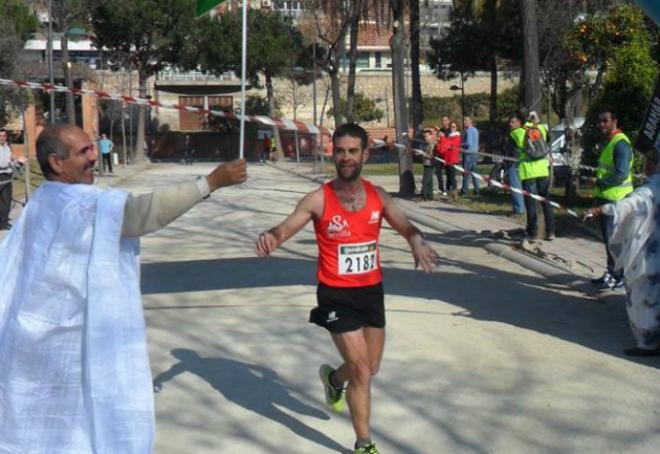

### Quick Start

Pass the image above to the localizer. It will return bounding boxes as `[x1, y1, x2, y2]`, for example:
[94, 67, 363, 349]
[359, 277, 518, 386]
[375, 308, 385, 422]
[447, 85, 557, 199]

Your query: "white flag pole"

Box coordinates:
[238, 1, 248, 159]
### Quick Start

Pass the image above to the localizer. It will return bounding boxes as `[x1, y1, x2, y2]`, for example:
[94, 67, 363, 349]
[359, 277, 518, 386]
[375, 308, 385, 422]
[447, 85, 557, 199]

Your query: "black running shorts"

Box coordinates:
[309, 282, 385, 333]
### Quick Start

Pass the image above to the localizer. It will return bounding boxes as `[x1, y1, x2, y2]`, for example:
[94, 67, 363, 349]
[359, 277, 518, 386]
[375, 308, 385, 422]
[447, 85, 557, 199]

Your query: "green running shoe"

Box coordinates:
[319, 364, 346, 413]
[354, 442, 379, 454]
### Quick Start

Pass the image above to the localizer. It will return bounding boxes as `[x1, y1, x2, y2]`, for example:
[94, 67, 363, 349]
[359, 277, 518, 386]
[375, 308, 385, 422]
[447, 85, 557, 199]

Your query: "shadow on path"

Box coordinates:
[141, 252, 652, 367]
[152, 349, 348, 453]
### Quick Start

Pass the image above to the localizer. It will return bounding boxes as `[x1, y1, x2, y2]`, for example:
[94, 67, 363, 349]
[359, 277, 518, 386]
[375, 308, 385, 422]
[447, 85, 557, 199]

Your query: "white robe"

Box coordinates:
[605, 174, 660, 349]
[0, 182, 154, 453]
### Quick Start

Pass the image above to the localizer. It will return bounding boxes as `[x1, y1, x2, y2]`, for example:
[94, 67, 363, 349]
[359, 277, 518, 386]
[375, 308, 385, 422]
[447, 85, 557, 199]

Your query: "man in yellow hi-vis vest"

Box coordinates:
[591, 109, 634, 292]
[519, 111, 555, 240]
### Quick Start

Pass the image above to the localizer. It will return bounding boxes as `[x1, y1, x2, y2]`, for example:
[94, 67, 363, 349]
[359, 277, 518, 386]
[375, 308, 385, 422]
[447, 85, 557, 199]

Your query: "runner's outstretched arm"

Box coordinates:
[256, 188, 323, 257]
[376, 187, 439, 273]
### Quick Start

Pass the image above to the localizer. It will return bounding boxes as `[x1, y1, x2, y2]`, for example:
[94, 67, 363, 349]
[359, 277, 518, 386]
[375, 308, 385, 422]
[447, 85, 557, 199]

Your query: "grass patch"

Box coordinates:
[362, 163, 425, 176]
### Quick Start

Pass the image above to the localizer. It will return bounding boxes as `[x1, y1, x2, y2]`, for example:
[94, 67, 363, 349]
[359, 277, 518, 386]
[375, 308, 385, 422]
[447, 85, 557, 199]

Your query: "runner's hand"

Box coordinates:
[410, 234, 439, 273]
[256, 231, 279, 257]
[206, 158, 247, 191]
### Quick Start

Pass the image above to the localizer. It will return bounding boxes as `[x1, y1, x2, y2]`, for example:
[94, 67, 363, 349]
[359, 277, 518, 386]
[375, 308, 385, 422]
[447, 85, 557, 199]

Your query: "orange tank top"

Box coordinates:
[314, 179, 384, 288]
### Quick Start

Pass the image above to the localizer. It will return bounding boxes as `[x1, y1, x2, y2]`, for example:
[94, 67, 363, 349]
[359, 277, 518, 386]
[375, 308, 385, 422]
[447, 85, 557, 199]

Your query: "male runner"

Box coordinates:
[256, 123, 438, 454]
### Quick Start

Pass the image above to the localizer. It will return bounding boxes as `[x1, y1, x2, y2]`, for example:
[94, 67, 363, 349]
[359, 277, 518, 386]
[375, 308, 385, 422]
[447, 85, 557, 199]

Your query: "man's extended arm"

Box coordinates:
[122, 159, 247, 237]
[255, 189, 322, 256]
[376, 186, 438, 273]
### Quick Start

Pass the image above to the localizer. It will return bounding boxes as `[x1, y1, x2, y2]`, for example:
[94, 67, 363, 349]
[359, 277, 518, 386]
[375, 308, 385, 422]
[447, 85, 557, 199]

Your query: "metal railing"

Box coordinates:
[158, 70, 236, 82]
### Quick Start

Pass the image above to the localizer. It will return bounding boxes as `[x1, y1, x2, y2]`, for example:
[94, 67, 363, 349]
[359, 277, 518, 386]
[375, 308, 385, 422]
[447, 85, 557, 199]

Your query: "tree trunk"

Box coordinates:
[489, 54, 498, 124]
[409, 0, 424, 131]
[266, 72, 285, 161]
[518, 0, 541, 111]
[330, 69, 343, 127]
[61, 29, 76, 125]
[390, 0, 415, 196]
[487, 0, 498, 125]
[345, 3, 360, 123]
[134, 71, 147, 163]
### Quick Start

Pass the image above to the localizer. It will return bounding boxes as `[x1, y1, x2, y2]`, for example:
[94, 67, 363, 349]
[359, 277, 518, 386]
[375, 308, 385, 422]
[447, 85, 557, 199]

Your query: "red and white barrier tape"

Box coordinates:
[372, 139, 578, 218]
[0, 78, 332, 136]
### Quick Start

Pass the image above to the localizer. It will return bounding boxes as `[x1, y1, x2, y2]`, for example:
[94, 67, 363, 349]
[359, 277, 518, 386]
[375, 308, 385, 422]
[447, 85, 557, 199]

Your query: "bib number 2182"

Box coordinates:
[338, 241, 378, 275]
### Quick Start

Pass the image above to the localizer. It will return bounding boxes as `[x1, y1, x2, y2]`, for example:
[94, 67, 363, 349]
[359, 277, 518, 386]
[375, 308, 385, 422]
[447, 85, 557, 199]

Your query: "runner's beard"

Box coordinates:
[336, 161, 363, 182]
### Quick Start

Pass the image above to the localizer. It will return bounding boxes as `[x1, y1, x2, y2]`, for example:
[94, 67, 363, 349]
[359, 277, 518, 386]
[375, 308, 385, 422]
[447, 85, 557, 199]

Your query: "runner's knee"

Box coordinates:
[347, 361, 372, 385]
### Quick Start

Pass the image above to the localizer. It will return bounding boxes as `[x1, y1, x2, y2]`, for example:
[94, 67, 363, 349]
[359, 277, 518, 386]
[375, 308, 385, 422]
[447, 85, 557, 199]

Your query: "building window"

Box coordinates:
[375, 52, 382, 68]
[179, 96, 205, 131]
[208, 96, 233, 111]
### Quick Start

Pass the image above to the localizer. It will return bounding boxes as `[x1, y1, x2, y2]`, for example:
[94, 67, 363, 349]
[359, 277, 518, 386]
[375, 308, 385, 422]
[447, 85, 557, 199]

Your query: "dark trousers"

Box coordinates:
[596, 197, 622, 279]
[435, 163, 445, 192]
[0, 173, 12, 229]
[445, 165, 457, 192]
[422, 165, 435, 199]
[102, 153, 113, 173]
[521, 177, 555, 236]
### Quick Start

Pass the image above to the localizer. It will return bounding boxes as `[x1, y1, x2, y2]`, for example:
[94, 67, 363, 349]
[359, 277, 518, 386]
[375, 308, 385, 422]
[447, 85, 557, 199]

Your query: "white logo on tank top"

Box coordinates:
[327, 215, 351, 238]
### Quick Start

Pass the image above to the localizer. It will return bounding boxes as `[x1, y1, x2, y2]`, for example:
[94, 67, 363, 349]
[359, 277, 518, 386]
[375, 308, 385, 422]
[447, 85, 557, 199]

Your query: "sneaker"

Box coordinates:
[523, 231, 538, 241]
[610, 278, 626, 293]
[591, 272, 612, 287]
[354, 442, 380, 454]
[545, 232, 556, 241]
[319, 364, 346, 413]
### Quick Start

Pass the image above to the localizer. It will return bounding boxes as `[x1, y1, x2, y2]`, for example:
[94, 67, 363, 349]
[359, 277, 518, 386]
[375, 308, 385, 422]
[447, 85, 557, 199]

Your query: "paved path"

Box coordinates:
[5, 162, 660, 453]
[114, 163, 660, 454]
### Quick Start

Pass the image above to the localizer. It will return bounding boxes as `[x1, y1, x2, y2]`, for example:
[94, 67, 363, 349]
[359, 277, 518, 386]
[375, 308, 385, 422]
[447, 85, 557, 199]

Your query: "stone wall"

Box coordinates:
[96, 70, 518, 132]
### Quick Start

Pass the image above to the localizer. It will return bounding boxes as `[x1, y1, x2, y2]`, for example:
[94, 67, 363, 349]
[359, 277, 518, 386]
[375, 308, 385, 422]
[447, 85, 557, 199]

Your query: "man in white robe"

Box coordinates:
[0, 124, 247, 453]
[585, 149, 660, 356]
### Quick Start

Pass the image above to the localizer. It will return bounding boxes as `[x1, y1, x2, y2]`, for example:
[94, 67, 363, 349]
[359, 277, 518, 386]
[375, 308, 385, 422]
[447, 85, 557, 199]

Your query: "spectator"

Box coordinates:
[590, 108, 634, 292]
[262, 135, 271, 162]
[0, 128, 24, 230]
[433, 126, 445, 194]
[421, 129, 436, 201]
[583, 149, 660, 356]
[0, 124, 247, 452]
[183, 135, 194, 165]
[518, 113, 555, 241]
[441, 122, 461, 194]
[460, 116, 481, 196]
[505, 114, 526, 214]
[98, 133, 114, 173]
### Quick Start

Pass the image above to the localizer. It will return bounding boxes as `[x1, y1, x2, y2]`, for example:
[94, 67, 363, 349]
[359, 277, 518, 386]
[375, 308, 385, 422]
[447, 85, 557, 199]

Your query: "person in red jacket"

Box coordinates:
[439, 122, 461, 193]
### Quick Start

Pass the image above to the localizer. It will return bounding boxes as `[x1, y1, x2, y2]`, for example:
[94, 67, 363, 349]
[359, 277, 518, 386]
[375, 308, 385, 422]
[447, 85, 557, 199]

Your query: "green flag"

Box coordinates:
[196, 0, 225, 16]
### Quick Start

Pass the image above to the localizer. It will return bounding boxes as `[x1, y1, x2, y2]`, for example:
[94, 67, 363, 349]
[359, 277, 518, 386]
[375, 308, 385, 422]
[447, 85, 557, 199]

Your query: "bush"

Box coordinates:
[422, 87, 521, 124]
[582, 39, 658, 172]
[327, 92, 384, 123]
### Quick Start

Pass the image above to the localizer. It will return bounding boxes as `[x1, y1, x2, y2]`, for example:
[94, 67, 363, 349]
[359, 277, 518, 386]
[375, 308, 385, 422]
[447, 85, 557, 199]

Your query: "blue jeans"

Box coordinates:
[596, 197, 622, 279]
[507, 162, 525, 214]
[461, 153, 481, 194]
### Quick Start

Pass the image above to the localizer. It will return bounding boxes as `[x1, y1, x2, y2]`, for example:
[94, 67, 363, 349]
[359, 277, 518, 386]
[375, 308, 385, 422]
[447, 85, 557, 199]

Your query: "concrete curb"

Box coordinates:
[269, 162, 589, 288]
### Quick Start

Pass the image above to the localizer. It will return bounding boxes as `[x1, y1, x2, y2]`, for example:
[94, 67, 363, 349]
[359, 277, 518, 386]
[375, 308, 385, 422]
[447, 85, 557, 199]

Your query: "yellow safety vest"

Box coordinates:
[515, 126, 550, 181]
[594, 132, 634, 201]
